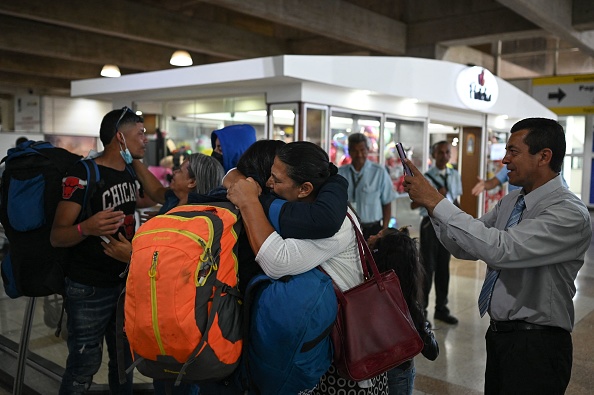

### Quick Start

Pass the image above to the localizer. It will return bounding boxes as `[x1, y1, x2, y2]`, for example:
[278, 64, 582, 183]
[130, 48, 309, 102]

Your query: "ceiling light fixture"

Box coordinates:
[170, 50, 193, 66]
[100, 64, 121, 78]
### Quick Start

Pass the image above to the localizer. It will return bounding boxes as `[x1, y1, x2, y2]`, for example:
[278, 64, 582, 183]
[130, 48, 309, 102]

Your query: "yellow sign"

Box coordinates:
[532, 74, 594, 115]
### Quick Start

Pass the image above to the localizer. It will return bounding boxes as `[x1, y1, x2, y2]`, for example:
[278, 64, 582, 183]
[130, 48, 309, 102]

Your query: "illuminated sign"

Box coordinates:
[456, 66, 499, 110]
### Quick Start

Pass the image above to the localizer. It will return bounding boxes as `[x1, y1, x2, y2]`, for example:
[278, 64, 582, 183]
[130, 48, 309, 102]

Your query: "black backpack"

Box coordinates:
[0, 141, 99, 298]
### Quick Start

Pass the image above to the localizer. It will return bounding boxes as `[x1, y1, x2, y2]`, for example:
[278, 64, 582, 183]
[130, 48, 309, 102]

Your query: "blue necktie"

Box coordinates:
[478, 195, 526, 317]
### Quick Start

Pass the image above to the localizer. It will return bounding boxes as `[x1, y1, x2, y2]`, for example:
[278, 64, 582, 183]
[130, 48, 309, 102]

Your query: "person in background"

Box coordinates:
[473, 163, 567, 196]
[50, 107, 148, 394]
[368, 227, 439, 395]
[337, 132, 396, 239]
[227, 141, 389, 394]
[210, 124, 257, 172]
[403, 118, 591, 395]
[471, 164, 520, 196]
[132, 153, 225, 215]
[413, 141, 462, 326]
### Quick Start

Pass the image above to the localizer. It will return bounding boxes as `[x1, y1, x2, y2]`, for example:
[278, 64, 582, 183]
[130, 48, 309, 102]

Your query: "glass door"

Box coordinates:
[268, 103, 298, 142]
[558, 115, 585, 199]
[303, 104, 328, 149]
[384, 118, 426, 233]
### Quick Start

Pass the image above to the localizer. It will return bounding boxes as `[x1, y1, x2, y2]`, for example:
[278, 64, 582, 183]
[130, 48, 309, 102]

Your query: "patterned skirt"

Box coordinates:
[306, 364, 389, 395]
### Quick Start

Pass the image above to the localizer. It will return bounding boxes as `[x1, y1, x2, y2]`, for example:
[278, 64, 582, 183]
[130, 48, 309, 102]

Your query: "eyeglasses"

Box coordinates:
[115, 106, 136, 132]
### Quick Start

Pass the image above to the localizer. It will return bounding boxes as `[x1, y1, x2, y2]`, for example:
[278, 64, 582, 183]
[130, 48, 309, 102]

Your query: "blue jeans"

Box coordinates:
[59, 278, 133, 394]
[387, 361, 416, 395]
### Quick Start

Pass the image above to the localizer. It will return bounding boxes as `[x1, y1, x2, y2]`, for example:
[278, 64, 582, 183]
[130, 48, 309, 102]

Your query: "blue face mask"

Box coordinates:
[120, 148, 133, 164]
[119, 134, 133, 164]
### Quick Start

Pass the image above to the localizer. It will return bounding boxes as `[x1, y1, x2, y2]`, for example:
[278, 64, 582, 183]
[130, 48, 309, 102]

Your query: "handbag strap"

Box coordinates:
[346, 212, 385, 290]
[321, 213, 388, 304]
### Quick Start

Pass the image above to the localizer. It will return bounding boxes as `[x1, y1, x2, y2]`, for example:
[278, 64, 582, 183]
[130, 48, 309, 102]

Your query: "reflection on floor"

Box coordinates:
[1, 217, 594, 394]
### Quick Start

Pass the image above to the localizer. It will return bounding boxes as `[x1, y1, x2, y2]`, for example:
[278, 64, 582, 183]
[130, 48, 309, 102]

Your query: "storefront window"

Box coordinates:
[384, 119, 424, 196]
[559, 115, 585, 198]
[483, 129, 510, 213]
[161, 95, 267, 155]
[269, 103, 298, 142]
[329, 110, 381, 167]
[384, 119, 425, 233]
[304, 105, 328, 148]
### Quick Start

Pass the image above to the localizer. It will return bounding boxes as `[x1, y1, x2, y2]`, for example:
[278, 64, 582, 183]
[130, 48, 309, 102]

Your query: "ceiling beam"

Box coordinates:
[573, 0, 594, 30]
[0, 50, 111, 80]
[497, 0, 594, 57]
[289, 37, 371, 56]
[407, 8, 538, 50]
[0, 71, 70, 92]
[0, 15, 181, 72]
[0, 0, 286, 60]
[195, 0, 406, 55]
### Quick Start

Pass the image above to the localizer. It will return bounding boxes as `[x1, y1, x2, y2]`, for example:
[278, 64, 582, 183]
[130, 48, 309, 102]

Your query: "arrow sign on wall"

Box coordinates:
[532, 74, 594, 114]
[547, 88, 566, 102]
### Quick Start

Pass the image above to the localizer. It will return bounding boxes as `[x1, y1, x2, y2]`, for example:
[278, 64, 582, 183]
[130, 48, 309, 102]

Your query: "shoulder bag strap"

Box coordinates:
[345, 212, 384, 289]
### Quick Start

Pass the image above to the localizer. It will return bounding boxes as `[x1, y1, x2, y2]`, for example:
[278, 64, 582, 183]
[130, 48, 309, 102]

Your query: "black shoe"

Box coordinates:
[434, 312, 458, 325]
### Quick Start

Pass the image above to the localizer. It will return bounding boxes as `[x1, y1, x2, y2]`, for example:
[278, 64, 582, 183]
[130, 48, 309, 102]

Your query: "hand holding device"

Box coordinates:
[396, 142, 413, 177]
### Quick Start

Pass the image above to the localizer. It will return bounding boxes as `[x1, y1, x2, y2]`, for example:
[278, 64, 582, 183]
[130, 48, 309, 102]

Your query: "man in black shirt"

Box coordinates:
[51, 107, 148, 394]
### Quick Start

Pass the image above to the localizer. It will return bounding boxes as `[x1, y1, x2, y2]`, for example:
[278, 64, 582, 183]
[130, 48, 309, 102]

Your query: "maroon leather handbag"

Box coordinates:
[329, 214, 424, 381]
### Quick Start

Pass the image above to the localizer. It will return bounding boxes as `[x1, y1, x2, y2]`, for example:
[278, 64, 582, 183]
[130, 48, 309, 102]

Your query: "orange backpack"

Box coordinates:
[122, 202, 243, 385]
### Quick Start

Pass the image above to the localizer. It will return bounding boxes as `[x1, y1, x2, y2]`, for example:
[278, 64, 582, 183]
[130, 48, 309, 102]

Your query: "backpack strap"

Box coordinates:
[77, 159, 100, 223]
[125, 163, 144, 198]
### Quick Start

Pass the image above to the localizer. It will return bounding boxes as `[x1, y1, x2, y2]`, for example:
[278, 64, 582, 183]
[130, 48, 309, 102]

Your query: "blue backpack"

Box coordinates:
[0, 141, 101, 298]
[242, 269, 337, 395]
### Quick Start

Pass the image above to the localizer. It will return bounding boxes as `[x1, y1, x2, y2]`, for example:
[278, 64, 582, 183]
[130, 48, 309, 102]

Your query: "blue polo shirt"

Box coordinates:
[495, 165, 521, 192]
[337, 160, 396, 224]
[418, 166, 463, 218]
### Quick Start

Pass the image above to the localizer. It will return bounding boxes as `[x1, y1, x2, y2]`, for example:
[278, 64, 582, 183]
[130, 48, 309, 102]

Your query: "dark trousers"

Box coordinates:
[60, 278, 132, 395]
[420, 216, 451, 314]
[485, 327, 572, 395]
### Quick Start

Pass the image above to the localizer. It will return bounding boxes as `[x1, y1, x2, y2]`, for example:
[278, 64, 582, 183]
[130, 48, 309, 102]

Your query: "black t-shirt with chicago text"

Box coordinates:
[61, 161, 138, 287]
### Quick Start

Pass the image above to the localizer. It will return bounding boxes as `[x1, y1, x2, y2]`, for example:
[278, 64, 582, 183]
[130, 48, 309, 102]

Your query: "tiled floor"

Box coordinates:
[1, 216, 594, 394]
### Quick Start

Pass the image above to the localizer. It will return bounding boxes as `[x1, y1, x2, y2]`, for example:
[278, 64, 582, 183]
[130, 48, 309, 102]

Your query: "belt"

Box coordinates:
[489, 320, 565, 333]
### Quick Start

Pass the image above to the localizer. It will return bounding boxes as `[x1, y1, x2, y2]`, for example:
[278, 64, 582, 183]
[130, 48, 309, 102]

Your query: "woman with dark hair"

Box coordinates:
[227, 141, 389, 394]
[368, 227, 439, 395]
[235, 139, 286, 189]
